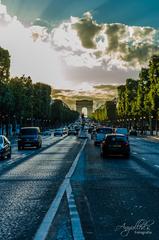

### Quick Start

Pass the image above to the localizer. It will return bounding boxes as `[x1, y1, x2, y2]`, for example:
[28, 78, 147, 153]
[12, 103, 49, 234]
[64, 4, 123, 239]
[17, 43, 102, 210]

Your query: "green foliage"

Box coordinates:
[50, 100, 79, 126]
[0, 46, 78, 127]
[0, 47, 10, 81]
[91, 99, 117, 123]
[117, 56, 159, 121]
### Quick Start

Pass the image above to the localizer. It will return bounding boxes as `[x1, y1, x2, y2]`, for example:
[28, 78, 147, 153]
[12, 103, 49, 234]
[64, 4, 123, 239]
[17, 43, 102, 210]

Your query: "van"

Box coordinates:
[94, 127, 113, 146]
[115, 128, 128, 137]
[18, 127, 42, 150]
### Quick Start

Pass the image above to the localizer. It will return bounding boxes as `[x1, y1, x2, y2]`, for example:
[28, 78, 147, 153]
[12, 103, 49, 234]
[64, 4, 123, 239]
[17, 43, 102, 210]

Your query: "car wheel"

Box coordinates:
[37, 143, 41, 149]
[94, 142, 97, 146]
[18, 145, 22, 150]
[7, 152, 11, 159]
[0, 154, 5, 160]
[124, 153, 130, 159]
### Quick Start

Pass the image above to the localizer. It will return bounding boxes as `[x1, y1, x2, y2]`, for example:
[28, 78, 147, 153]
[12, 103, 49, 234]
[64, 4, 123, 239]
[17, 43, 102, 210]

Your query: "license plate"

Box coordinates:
[112, 145, 121, 147]
[25, 144, 31, 146]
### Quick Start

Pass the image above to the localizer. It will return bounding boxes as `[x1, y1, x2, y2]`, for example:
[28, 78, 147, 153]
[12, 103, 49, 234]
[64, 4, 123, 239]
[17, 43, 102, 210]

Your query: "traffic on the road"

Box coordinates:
[0, 122, 159, 240]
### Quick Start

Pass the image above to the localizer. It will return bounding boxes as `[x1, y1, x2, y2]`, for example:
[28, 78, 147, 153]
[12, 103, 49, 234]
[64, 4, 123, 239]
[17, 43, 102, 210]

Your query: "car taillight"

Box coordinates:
[122, 142, 129, 146]
[103, 140, 108, 146]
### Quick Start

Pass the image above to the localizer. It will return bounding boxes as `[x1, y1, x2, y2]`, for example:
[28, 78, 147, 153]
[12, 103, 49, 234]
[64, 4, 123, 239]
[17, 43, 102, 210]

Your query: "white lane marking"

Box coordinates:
[66, 182, 85, 240]
[142, 158, 146, 160]
[65, 141, 86, 179]
[154, 165, 159, 168]
[7, 161, 14, 165]
[132, 152, 137, 155]
[34, 139, 87, 240]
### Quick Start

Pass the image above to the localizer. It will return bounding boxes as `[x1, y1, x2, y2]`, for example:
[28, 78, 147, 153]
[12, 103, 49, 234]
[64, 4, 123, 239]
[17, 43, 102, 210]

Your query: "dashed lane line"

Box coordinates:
[132, 152, 137, 155]
[154, 165, 159, 168]
[66, 181, 84, 240]
[34, 139, 87, 240]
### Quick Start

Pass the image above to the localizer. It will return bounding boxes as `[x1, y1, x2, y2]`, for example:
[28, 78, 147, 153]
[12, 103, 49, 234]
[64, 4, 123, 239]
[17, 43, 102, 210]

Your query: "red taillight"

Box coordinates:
[122, 142, 129, 146]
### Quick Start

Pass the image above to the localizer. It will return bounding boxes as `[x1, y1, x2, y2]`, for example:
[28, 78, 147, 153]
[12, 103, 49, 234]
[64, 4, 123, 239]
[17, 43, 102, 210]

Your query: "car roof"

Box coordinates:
[106, 133, 127, 137]
[21, 127, 39, 129]
[97, 126, 112, 129]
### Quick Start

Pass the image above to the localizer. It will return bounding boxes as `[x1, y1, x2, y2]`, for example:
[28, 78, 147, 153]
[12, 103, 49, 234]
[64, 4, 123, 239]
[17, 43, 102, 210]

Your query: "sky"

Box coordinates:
[1, 0, 159, 107]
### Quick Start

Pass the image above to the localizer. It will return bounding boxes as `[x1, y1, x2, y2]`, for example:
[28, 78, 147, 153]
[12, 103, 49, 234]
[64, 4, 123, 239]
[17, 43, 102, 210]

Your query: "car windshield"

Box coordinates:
[55, 129, 62, 131]
[97, 128, 113, 134]
[20, 129, 38, 135]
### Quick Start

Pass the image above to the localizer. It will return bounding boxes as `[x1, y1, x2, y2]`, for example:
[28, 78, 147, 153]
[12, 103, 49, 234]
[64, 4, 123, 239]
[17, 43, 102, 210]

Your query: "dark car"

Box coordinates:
[18, 127, 42, 150]
[101, 134, 130, 158]
[129, 129, 137, 136]
[54, 128, 63, 136]
[68, 128, 77, 135]
[0, 135, 11, 160]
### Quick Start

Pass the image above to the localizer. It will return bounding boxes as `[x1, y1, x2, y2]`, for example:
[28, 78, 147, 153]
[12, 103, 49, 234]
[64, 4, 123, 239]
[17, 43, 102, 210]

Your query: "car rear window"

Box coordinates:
[97, 128, 113, 134]
[107, 135, 127, 142]
[20, 128, 38, 135]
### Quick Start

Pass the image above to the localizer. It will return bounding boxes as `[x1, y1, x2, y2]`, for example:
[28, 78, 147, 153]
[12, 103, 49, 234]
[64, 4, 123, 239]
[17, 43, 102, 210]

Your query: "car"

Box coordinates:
[78, 128, 89, 138]
[42, 130, 52, 136]
[129, 129, 137, 136]
[68, 128, 77, 135]
[94, 127, 113, 146]
[101, 133, 130, 158]
[115, 128, 128, 137]
[63, 127, 68, 135]
[18, 127, 42, 150]
[0, 135, 11, 160]
[54, 128, 63, 136]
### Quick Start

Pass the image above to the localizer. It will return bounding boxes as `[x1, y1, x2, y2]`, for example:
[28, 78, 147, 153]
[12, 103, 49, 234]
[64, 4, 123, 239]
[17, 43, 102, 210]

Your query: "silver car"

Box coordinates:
[0, 135, 11, 160]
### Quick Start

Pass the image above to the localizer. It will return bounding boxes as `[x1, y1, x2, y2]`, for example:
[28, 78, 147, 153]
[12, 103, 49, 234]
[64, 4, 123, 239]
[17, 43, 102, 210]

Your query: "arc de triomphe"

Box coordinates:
[76, 100, 93, 116]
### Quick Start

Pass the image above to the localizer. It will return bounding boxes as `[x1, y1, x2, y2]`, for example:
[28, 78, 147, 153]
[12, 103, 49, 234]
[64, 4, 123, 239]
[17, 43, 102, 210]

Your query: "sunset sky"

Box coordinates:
[1, 0, 159, 107]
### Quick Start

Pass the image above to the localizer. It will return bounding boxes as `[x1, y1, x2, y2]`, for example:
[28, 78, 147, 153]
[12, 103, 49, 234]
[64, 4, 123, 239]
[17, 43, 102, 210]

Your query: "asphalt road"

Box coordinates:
[0, 136, 82, 240]
[1, 135, 159, 240]
[71, 136, 159, 240]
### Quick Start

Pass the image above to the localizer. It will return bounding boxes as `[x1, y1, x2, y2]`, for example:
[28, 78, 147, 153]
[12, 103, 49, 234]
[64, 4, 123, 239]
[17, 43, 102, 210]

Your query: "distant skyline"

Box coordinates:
[0, 1, 159, 102]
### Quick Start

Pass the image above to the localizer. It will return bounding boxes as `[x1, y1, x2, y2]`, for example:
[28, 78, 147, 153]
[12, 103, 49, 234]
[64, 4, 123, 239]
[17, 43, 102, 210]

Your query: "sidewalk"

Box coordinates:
[135, 133, 159, 142]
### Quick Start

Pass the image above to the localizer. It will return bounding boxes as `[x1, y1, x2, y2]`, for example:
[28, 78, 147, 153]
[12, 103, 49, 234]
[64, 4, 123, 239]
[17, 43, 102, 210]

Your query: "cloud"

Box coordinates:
[72, 13, 103, 49]
[51, 12, 159, 71]
[0, 2, 65, 89]
[1, 3, 159, 91]
[53, 84, 118, 110]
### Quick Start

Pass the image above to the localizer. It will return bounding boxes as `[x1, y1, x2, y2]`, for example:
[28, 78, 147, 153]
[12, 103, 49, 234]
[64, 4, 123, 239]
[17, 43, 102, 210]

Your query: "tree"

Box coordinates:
[117, 85, 126, 119]
[0, 47, 12, 131]
[33, 82, 51, 124]
[148, 55, 159, 133]
[0, 46, 10, 81]
[50, 99, 79, 126]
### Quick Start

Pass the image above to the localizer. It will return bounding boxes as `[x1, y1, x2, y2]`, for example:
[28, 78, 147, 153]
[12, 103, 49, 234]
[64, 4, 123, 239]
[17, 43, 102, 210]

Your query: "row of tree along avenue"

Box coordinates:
[92, 55, 159, 135]
[0, 47, 79, 136]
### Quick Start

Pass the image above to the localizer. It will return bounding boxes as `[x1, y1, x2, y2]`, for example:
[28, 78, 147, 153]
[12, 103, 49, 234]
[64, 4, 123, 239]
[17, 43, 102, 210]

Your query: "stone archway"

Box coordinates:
[76, 100, 93, 116]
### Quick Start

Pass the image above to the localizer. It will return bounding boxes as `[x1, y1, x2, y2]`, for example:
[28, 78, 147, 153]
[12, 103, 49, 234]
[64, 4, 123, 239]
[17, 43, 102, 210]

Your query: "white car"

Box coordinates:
[78, 129, 89, 138]
[0, 135, 11, 159]
[115, 128, 128, 137]
[94, 127, 113, 146]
